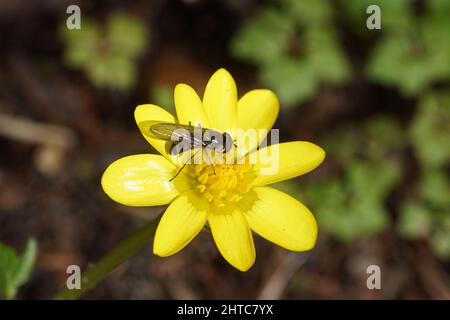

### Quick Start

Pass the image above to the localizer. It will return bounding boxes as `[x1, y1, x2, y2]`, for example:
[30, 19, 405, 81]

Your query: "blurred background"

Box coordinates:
[0, 0, 449, 299]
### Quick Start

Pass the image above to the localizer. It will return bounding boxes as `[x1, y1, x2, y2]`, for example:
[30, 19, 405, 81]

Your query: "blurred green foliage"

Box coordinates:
[273, 96, 449, 258]
[410, 92, 450, 169]
[398, 92, 450, 258]
[399, 168, 450, 259]
[234, 0, 450, 257]
[274, 117, 403, 240]
[0, 239, 37, 300]
[150, 85, 175, 115]
[61, 13, 148, 90]
[361, 0, 450, 96]
[231, 0, 450, 107]
[230, 0, 350, 108]
[304, 116, 404, 241]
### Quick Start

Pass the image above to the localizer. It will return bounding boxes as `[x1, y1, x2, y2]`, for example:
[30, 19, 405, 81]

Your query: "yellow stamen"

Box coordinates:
[189, 158, 253, 207]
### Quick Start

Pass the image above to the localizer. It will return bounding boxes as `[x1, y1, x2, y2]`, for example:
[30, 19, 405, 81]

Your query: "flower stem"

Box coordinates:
[52, 215, 161, 300]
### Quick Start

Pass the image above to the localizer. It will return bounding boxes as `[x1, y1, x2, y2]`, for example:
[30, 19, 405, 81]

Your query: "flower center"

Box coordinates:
[190, 161, 253, 207]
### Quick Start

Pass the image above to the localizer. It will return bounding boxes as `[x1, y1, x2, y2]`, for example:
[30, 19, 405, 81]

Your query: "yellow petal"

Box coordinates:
[203, 68, 238, 132]
[239, 187, 317, 251]
[208, 205, 255, 271]
[174, 83, 210, 127]
[101, 154, 190, 206]
[154, 190, 208, 256]
[135, 104, 176, 160]
[237, 89, 279, 130]
[236, 89, 279, 158]
[250, 141, 325, 187]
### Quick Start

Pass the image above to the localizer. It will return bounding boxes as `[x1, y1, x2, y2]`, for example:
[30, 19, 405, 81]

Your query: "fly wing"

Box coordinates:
[149, 122, 181, 141]
[138, 121, 195, 143]
[136, 121, 176, 141]
[139, 120, 208, 152]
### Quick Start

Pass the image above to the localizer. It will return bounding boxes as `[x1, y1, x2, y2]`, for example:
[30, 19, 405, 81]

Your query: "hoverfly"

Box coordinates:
[141, 121, 235, 181]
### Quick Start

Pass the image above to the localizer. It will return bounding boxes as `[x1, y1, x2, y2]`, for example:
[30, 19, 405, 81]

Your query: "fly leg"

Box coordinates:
[188, 121, 202, 129]
[203, 141, 217, 175]
[169, 149, 201, 182]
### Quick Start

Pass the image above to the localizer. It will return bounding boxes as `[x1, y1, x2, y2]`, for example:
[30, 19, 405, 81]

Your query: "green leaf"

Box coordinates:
[365, 116, 406, 158]
[398, 201, 432, 238]
[230, 7, 294, 64]
[306, 28, 351, 84]
[0, 239, 37, 299]
[351, 198, 389, 237]
[285, 0, 333, 27]
[305, 116, 404, 242]
[419, 169, 450, 208]
[366, 34, 438, 96]
[365, 2, 450, 95]
[429, 0, 450, 15]
[410, 92, 450, 168]
[230, 0, 350, 107]
[347, 160, 400, 201]
[108, 13, 148, 58]
[60, 13, 148, 90]
[430, 229, 450, 259]
[150, 85, 175, 114]
[305, 171, 390, 242]
[260, 57, 317, 108]
[61, 19, 100, 68]
[320, 127, 358, 162]
[86, 55, 136, 90]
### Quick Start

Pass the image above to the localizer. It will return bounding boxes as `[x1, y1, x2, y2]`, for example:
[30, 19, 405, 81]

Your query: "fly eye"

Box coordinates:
[222, 133, 228, 143]
[203, 130, 216, 142]
[222, 133, 234, 152]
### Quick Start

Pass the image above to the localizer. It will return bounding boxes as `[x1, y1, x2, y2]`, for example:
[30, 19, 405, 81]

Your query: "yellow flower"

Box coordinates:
[101, 68, 325, 271]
